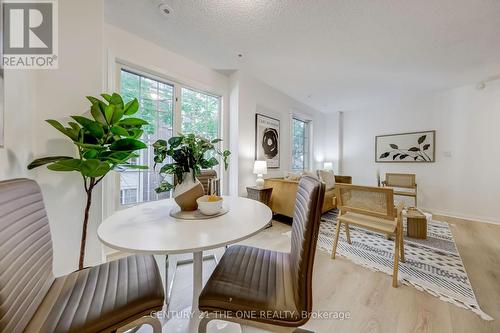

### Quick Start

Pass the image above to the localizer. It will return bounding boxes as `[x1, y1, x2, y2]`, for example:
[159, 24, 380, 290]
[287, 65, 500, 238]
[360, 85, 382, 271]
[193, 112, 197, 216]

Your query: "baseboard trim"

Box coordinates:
[420, 207, 500, 226]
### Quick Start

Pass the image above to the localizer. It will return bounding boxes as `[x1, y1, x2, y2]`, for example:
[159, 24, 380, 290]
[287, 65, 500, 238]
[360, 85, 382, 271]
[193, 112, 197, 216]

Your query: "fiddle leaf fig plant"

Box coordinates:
[153, 133, 230, 193]
[28, 92, 149, 270]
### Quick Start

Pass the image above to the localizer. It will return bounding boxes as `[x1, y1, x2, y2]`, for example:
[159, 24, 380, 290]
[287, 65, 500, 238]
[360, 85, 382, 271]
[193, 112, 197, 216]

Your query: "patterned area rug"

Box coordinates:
[317, 210, 493, 320]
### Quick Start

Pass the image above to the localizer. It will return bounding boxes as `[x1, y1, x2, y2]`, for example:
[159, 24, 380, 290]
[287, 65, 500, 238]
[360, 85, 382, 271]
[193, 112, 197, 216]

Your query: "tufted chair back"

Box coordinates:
[289, 176, 325, 314]
[0, 179, 55, 333]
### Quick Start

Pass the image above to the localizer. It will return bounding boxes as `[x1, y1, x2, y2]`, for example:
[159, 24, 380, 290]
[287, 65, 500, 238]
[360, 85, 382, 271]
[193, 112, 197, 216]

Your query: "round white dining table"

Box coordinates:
[97, 195, 272, 311]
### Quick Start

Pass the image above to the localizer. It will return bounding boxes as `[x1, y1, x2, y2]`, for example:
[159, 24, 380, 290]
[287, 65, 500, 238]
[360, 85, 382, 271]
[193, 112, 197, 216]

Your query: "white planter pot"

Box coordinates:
[173, 171, 204, 211]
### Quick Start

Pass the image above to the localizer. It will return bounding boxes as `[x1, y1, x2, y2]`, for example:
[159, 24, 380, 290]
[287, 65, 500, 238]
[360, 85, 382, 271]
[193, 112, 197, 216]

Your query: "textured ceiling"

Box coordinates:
[105, 0, 500, 112]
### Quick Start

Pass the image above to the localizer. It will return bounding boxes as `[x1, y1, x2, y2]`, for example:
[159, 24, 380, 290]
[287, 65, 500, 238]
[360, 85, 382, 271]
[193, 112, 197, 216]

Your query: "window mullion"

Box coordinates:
[173, 85, 182, 136]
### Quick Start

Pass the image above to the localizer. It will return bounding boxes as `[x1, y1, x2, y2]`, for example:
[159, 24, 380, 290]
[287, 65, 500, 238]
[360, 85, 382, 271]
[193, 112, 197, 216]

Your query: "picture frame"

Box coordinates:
[255, 113, 280, 168]
[375, 130, 436, 163]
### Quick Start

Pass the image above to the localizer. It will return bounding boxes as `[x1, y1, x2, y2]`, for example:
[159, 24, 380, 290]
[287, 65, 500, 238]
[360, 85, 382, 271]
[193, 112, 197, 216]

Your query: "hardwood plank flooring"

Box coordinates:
[108, 215, 500, 333]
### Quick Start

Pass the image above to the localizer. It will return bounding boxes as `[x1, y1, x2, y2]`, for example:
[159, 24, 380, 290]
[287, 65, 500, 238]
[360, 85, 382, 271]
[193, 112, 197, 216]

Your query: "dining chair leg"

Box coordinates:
[399, 224, 405, 263]
[344, 223, 352, 244]
[392, 228, 400, 288]
[331, 221, 341, 259]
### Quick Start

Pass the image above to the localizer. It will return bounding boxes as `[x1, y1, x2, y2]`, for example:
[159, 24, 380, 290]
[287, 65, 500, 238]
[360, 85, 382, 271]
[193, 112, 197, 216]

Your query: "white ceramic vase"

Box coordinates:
[173, 171, 204, 211]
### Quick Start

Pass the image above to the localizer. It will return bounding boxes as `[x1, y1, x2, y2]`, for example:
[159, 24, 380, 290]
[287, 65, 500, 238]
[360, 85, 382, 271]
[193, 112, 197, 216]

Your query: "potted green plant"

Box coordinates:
[153, 133, 230, 211]
[28, 93, 149, 270]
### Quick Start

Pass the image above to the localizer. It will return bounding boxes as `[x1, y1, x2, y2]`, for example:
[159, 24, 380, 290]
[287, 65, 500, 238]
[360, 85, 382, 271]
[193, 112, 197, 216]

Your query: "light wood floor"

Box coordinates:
[110, 216, 500, 333]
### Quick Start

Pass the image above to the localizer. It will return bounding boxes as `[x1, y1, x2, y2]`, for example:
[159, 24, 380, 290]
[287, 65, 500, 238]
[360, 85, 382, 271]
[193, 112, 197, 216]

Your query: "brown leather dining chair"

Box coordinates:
[0, 179, 165, 333]
[198, 176, 325, 333]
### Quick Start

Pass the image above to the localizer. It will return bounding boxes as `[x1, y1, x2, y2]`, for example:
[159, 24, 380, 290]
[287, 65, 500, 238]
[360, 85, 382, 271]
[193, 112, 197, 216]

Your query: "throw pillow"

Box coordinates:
[318, 170, 336, 190]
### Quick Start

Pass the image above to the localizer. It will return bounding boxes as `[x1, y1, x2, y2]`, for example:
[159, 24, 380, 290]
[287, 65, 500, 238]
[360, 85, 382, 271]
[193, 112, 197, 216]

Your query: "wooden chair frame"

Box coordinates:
[331, 184, 405, 287]
[381, 173, 417, 206]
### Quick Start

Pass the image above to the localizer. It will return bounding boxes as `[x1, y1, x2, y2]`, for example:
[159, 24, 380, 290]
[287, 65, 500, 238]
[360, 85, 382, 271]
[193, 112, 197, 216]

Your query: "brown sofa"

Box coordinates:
[264, 175, 352, 217]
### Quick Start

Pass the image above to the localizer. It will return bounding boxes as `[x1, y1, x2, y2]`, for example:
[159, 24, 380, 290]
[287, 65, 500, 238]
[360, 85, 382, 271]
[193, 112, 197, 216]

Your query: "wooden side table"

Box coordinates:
[406, 207, 427, 239]
[246, 186, 273, 207]
[247, 187, 273, 228]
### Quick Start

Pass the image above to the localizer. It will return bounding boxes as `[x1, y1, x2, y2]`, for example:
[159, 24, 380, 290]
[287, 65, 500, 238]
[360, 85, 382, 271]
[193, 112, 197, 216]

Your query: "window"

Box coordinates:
[118, 67, 222, 206]
[119, 69, 174, 205]
[120, 188, 138, 205]
[181, 87, 220, 141]
[291, 117, 311, 171]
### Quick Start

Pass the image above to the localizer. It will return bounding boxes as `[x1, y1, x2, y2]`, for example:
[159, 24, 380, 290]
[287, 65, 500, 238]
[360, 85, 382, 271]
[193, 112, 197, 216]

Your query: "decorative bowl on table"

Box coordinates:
[196, 195, 224, 215]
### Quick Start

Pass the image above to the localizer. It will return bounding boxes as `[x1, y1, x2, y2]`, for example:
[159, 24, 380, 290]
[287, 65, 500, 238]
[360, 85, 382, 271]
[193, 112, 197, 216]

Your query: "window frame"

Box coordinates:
[290, 114, 313, 172]
[111, 62, 223, 209]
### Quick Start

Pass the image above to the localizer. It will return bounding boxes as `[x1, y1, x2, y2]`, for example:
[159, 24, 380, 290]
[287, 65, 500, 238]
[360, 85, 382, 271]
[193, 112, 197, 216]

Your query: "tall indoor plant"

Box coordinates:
[153, 133, 230, 210]
[28, 93, 149, 270]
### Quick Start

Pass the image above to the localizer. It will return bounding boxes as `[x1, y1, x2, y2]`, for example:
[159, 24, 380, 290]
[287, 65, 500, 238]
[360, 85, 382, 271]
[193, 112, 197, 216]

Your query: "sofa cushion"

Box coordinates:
[318, 170, 336, 190]
[285, 171, 302, 181]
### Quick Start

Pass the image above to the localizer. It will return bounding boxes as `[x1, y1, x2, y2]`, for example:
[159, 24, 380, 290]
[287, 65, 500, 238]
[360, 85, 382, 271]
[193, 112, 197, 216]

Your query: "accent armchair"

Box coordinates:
[0, 179, 164, 333]
[198, 176, 326, 332]
[332, 183, 405, 287]
[381, 173, 417, 206]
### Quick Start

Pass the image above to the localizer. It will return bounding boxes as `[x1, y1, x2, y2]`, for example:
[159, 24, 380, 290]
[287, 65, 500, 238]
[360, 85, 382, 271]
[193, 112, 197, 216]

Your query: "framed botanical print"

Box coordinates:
[376, 130, 435, 163]
[255, 113, 280, 168]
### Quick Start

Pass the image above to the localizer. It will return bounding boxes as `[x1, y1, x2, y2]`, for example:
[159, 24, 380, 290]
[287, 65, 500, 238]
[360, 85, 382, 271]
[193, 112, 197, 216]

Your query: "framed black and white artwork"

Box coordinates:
[376, 130, 435, 163]
[255, 113, 280, 168]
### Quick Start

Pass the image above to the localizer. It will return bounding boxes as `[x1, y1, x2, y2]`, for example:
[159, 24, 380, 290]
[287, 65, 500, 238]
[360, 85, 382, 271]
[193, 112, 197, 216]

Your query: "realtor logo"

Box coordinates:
[2, 0, 58, 69]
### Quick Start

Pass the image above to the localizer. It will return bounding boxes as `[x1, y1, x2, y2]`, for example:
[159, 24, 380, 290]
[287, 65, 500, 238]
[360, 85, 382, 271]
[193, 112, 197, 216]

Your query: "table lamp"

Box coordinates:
[323, 161, 333, 171]
[253, 160, 267, 188]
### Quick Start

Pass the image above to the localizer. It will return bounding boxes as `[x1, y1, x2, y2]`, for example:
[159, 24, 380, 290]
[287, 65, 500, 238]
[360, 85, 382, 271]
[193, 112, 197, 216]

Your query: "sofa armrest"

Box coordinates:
[264, 178, 299, 217]
[335, 175, 352, 184]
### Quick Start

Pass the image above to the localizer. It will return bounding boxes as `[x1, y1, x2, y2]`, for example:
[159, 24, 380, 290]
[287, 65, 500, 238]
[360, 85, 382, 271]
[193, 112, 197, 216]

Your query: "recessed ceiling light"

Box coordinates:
[158, 2, 173, 17]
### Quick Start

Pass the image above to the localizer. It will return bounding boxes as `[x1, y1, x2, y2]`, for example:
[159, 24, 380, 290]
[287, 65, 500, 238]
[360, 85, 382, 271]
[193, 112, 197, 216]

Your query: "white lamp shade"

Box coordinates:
[253, 160, 268, 175]
[323, 162, 333, 170]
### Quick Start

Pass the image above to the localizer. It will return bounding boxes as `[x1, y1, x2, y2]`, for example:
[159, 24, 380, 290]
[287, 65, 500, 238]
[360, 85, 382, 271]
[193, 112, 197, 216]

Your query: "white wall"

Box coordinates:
[0, 71, 37, 180]
[342, 81, 500, 223]
[29, 0, 104, 275]
[323, 112, 342, 174]
[231, 71, 328, 196]
[228, 71, 240, 196]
